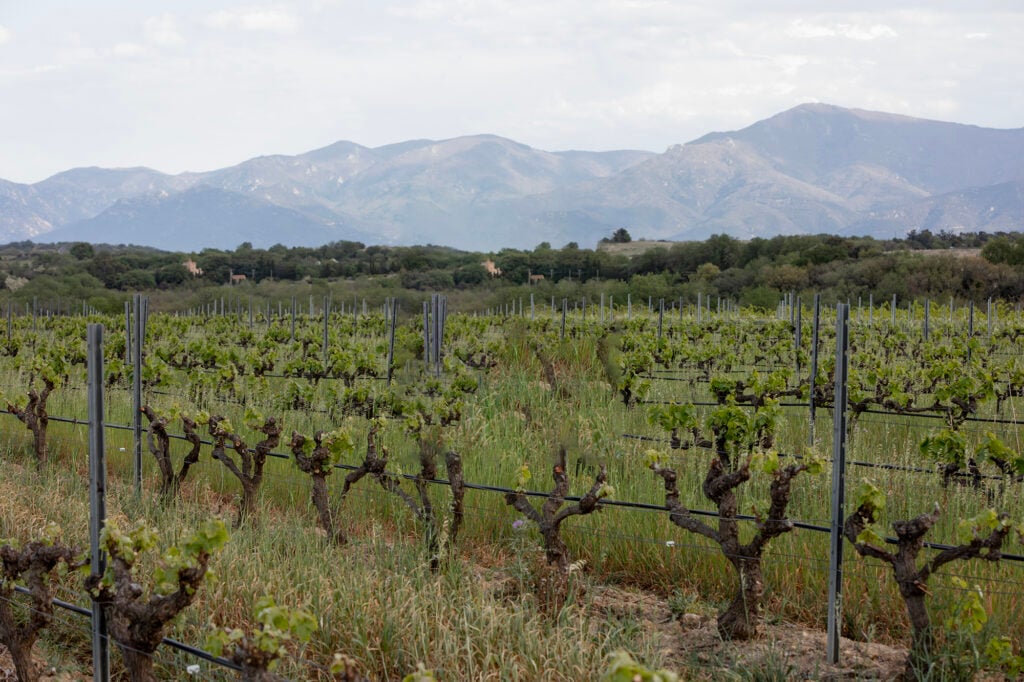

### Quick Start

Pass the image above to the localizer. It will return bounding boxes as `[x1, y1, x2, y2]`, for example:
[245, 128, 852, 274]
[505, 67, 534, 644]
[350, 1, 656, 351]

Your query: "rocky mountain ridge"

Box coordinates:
[2, 104, 1022, 250]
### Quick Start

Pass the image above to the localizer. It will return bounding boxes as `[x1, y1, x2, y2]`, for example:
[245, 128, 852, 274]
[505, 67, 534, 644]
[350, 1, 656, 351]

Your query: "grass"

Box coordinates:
[1, 307, 1023, 679]
[0, 441, 673, 680]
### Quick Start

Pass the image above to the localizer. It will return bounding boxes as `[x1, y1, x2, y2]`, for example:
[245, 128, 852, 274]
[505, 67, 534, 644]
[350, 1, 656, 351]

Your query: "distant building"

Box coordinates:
[482, 259, 502, 277]
[529, 273, 545, 284]
[229, 272, 247, 284]
[183, 259, 203, 277]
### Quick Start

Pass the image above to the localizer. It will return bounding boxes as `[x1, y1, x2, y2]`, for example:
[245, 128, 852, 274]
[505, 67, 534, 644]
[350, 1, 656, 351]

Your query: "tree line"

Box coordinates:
[1, 228, 1022, 312]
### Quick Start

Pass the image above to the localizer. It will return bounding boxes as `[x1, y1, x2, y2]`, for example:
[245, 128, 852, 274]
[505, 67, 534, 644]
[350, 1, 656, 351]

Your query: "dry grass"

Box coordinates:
[2, 310, 1024, 680]
[595, 240, 678, 258]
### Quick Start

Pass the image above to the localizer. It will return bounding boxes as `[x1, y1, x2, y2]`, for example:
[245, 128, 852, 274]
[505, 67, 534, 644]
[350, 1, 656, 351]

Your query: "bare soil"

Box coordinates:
[0, 650, 80, 681]
[590, 585, 909, 680]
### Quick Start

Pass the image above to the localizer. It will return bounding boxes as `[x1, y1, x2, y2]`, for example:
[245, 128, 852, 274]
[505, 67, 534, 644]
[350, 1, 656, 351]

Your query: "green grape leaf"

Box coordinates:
[853, 479, 886, 515]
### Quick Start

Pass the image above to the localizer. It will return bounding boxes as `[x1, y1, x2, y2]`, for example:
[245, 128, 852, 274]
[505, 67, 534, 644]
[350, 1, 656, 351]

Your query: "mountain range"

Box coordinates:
[2, 103, 1023, 251]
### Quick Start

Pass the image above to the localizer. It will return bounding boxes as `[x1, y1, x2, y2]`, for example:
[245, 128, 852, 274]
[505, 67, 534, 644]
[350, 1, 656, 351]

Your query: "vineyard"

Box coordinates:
[1, 294, 1024, 680]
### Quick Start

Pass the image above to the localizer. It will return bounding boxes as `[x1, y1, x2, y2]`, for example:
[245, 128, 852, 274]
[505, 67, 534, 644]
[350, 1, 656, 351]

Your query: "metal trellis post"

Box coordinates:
[809, 293, 820, 445]
[827, 303, 850, 665]
[87, 324, 110, 682]
[132, 294, 144, 495]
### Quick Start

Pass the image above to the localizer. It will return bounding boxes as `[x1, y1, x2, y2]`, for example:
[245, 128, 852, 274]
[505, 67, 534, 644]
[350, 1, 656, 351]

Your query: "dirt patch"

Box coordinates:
[597, 240, 676, 258]
[916, 248, 981, 259]
[590, 586, 908, 680]
[0, 650, 81, 681]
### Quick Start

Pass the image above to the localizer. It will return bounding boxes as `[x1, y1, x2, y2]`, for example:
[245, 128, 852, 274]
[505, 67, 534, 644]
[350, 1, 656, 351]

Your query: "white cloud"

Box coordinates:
[926, 98, 959, 116]
[2, 0, 1024, 183]
[787, 19, 896, 41]
[112, 43, 146, 57]
[773, 54, 810, 77]
[144, 14, 183, 46]
[843, 24, 897, 40]
[204, 7, 300, 34]
[787, 20, 836, 38]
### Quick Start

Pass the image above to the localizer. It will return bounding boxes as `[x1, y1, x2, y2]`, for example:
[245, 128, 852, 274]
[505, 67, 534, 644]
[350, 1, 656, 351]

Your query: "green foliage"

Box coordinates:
[401, 664, 438, 682]
[0, 522, 63, 554]
[944, 577, 987, 634]
[920, 429, 968, 468]
[608, 228, 632, 244]
[747, 369, 790, 400]
[243, 407, 265, 430]
[515, 464, 531, 492]
[976, 432, 1024, 474]
[750, 449, 780, 475]
[7, 250, 1024, 679]
[710, 376, 740, 402]
[29, 351, 68, 387]
[643, 449, 669, 469]
[206, 595, 317, 666]
[942, 576, 1024, 677]
[800, 447, 826, 476]
[0, 231, 1019, 305]
[920, 429, 1024, 477]
[211, 417, 236, 435]
[706, 402, 751, 448]
[984, 637, 1024, 677]
[853, 479, 886, 515]
[852, 479, 887, 547]
[855, 519, 886, 550]
[956, 509, 1010, 544]
[705, 400, 779, 456]
[99, 521, 158, 568]
[94, 519, 228, 596]
[647, 403, 697, 433]
[751, 399, 781, 439]
[601, 651, 678, 682]
[322, 428, 356, 461]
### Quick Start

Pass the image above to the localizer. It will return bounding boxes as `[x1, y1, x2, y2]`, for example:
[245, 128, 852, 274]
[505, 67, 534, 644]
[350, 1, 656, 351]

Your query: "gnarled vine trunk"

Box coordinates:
[0, 540, 81, 682]
[844, 502, 1012, 676]
[717, 555, 765, 641]
[90, 550, 215, 682]
[142, 406, 202, 499]
[210, 416, 281, 526]
[5, 378, 54, 468]
[289, 431, 344, 545]
[504, 447, 608, 572]
[652, 438, 807, 640]
[335, 426, 466, 568]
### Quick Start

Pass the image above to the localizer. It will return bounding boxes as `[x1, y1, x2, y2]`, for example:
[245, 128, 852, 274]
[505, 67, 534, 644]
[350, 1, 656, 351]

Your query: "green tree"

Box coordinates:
[610, 228, 632, 243]
[69, 242, 94, 260]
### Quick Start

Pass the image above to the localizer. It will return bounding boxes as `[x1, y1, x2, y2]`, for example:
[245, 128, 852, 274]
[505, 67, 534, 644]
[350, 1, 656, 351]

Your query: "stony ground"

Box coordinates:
[591, 585, 909, 681]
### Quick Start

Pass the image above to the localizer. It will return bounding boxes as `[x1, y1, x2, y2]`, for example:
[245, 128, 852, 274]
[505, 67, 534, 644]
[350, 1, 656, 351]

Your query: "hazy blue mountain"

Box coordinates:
[0, 179, 49, 240]
[322, 135, 655, 244]
[42, 186, 369, 250]
[7, 104, 1024, 251]
[528, 136, 859, 243]
[189, 140, 382, 223]
[847, 181, 1024, 238]
[530, 104, 1024, 244]
[693, 103, 1024, 194]
[32, 167, 189, 226]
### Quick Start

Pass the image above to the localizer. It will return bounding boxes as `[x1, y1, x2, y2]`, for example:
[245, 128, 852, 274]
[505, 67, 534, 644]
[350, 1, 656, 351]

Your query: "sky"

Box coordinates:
[1, 1, 1022, 184]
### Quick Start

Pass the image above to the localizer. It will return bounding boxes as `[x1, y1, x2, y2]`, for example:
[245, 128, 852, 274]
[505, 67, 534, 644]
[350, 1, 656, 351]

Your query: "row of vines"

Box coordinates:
[1, 301, 1024, 680]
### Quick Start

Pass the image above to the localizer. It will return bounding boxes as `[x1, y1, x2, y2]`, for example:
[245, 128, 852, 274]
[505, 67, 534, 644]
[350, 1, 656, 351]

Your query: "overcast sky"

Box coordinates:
[1, 1, 1022, 183]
